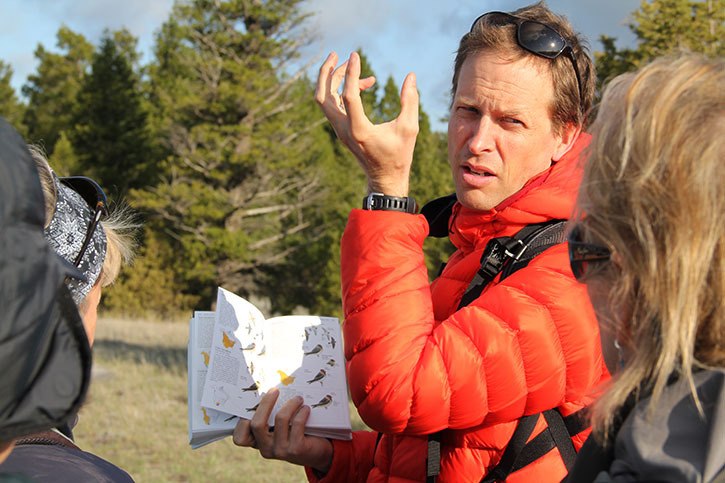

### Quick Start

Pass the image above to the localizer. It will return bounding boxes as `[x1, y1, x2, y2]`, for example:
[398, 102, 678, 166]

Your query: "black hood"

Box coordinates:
[0, 118, 92, 442]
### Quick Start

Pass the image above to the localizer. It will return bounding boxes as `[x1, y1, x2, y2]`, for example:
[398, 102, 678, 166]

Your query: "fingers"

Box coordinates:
[314, 52, 337, 105]
[272, 396, 305, 451]
[342, 52, 368, 131]
[232, 418, 255, 447]
[288, 403, 311, 444]
[249, 388, 280, 457]
[399, 72, 420, 135]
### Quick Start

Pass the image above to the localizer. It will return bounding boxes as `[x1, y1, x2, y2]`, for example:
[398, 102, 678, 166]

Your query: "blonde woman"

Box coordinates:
[567, 55, 724, 482]
[0, 149, 137, 482]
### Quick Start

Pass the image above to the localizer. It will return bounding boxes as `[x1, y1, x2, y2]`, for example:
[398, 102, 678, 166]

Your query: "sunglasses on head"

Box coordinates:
[470, 11, 583, 109]
[567, 224, 611, 281]
[59, 176, 108, 267]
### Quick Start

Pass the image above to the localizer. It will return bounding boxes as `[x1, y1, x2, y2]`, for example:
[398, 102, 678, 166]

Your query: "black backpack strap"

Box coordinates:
[457, 220, 567, 311]
[426, 431, 442, 483]
[421, 194, 458, 238]
[480, 414, 540, 483]
[426, 219, 570, 482]
[481, 408, 587, 482]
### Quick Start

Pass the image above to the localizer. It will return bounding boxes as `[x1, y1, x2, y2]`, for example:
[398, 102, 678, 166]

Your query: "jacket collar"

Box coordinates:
[449, 133, 591, 253]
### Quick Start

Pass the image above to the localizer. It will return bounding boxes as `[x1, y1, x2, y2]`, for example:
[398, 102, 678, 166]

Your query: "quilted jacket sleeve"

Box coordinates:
[341, 209, 603, 435]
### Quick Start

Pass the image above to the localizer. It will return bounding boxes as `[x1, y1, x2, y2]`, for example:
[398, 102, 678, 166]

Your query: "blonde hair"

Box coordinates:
[29, 146, 137, 293]
[577, 54, 725, 441]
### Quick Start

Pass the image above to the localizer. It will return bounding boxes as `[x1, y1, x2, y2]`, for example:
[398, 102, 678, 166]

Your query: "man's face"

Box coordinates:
[447, 50, 572, 211]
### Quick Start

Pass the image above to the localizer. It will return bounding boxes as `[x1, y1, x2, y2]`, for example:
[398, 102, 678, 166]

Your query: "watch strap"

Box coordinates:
[362, 193, 418, 214]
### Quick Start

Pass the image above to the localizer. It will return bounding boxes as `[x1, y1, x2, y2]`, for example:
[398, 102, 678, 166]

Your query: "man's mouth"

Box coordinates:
[463, 165, 494, 176]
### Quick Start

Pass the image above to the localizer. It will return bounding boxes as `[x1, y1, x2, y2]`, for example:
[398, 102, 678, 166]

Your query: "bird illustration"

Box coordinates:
[277, 370, 296, 386]
[201, 351, 210, 366]
[326, 359, 337, 367]
[222, 331, 235, 348]
[311, 394, 333, 409]
[242, 381, 259, 392]
[330, 337, 336, 349]
[257, 344, 266, 356]
[249, 361, 255, 376]
[304, 328, 310, 341]
[306, 369, 327, 385]
[241, 341, 256, 351]
[213, 386, 229, 406]
[304, 344, 323, 356]
[245, 322, 253, 335]
[201, 407, 210, 425]
[246, 403, 259, 412]
[224, 415, 239, 422]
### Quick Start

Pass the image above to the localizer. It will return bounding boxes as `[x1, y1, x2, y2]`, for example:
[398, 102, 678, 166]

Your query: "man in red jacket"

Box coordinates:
[234, 3, 609, 482]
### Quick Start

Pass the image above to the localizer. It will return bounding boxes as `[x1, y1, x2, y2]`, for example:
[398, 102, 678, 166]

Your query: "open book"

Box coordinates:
[188, 287, 352, 449]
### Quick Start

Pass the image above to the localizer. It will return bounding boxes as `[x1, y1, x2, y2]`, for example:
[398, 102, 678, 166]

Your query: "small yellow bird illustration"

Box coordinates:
[222, 331, 235, 348]
[277, 370, 296, 386]
[202, 407, 210, 425]
[201, 351, 210, 366]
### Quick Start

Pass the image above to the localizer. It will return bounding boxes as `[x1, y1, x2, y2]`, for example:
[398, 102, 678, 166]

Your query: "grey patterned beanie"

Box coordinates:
[44, 175, 107, 305]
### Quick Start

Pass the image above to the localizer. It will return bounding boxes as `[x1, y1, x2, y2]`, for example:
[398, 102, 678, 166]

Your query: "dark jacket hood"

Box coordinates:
[0, 117, 92, 442]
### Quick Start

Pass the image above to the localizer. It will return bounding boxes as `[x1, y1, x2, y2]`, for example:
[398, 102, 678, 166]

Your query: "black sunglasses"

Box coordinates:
[567, 224, 611, 281]
[59, 176, 108, 267]
[470, 11, 583, 108]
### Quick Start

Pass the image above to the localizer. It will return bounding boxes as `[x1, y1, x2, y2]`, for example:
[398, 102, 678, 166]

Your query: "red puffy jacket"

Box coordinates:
[308, 134, 609, 482]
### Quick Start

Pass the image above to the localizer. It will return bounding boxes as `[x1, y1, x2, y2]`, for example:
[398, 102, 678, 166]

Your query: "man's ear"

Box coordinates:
[552, 123, 582, 162]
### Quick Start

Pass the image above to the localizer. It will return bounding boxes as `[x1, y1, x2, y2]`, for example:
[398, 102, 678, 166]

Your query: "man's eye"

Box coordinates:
[502, 117, 523, 125]
[457, 106, 478, 115]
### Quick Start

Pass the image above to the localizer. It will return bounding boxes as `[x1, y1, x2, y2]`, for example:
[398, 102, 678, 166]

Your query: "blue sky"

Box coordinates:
[1, 0, 640, 131]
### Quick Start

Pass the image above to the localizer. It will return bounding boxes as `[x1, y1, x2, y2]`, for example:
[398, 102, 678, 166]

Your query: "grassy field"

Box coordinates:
[75, 316, 367, 482]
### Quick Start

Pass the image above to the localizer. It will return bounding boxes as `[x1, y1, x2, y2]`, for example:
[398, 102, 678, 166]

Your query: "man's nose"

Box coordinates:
[468, 117, 494, 155]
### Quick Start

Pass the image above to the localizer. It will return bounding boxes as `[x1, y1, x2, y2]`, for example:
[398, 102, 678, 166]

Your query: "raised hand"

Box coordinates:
[232, 388, 333, 473]
[315, 51, 420, 197]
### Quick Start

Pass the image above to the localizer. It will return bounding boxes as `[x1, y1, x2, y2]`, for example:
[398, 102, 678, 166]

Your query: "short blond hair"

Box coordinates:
[576, 54, 725, 441]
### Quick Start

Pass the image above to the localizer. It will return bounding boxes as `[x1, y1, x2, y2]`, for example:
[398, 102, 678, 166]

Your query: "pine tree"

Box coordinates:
[138, 0, 330, 308]
[72, 31, 154, 196]
[21, 26, 93, 153]
[596, 0, 724, 89]
[49, 131, 82, 176]
[0, 61, 25, 130]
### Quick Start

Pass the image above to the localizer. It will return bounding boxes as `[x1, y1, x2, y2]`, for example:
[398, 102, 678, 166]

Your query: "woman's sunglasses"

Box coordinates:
[470, 11, 583, 107]
[59, 176, 108, 267]
[567, 224, 611, 281]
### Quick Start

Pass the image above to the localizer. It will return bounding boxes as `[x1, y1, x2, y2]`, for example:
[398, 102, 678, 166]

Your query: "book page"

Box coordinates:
[262, 315, 351, 432]
[188, 311, 238, 448]
[201, 288, 266, 417]
[200, 287, 351, 440]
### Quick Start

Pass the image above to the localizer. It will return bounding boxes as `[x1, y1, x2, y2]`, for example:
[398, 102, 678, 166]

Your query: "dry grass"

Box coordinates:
[75, 316, 368, 482]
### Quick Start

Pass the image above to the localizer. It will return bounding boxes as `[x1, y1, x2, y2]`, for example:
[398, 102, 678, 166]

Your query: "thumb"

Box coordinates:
[399, 72, 419, 132]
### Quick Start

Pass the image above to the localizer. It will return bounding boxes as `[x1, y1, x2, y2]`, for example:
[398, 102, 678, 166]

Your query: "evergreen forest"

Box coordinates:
[1, 0, 721, 318]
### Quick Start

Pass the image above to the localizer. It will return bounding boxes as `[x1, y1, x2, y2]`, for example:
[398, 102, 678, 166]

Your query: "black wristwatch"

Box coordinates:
[362, 192, 418, 214]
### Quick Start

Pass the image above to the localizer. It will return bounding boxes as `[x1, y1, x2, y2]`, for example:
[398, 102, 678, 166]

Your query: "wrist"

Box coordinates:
[311, 438, 334, 475]
[367, 178, 409, 198]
